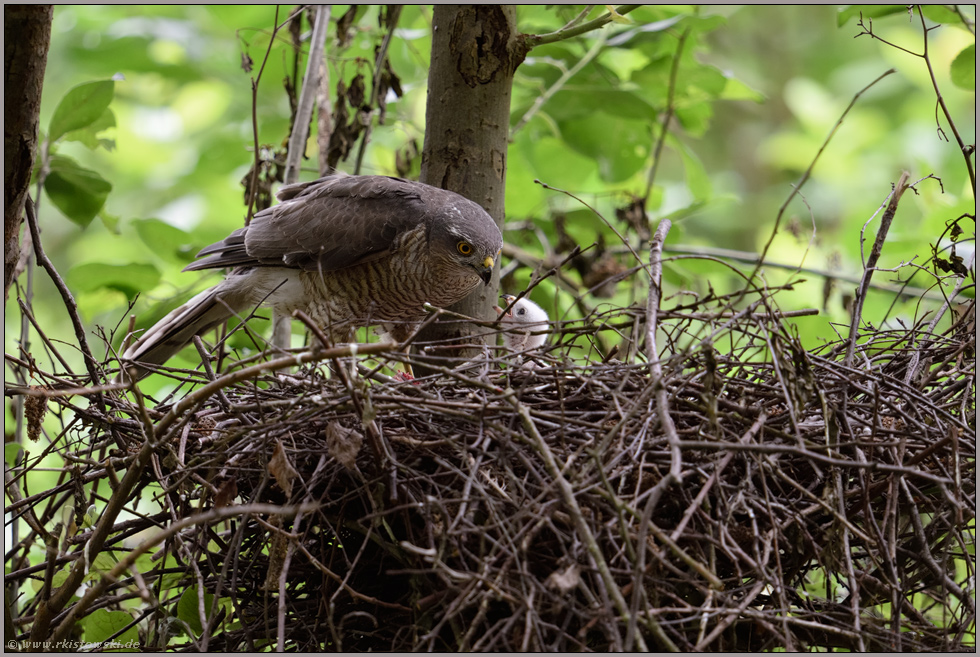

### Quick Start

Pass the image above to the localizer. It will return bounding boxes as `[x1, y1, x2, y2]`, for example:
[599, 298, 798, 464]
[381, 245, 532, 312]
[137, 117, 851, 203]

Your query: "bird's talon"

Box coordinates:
[394, 371, 420, 385]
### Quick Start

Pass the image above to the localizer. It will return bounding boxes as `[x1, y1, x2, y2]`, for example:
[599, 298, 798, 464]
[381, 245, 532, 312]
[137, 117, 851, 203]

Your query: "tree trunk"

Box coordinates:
[4, 5, 53, 304]
[417, 5, 524, 359]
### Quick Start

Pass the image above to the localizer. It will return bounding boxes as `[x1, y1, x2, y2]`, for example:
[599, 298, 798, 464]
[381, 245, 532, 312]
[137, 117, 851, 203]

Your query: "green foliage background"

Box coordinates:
[12, 6, 975, 369]
[4, 5, 975, 648]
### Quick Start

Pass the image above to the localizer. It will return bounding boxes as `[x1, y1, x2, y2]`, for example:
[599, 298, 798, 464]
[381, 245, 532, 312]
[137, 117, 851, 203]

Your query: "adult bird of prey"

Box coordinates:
[122, 174, 503, 377]
[495, 294, 549, 353]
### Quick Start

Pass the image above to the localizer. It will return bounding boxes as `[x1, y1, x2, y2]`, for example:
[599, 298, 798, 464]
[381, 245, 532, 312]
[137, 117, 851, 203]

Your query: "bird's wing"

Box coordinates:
[185, 175, 431, 273]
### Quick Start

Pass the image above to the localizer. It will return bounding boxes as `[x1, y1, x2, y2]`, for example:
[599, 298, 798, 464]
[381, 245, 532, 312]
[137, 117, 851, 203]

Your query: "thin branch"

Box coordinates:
[646, 219, 683, 483]
[316, 11, 334, 176]
[353, 5, 403, 175]
[534, 180, 646, 269]
[749, 68, 897, 288]
[284, 5, 331, 185]
[508, 393, 656, 652]
[854, 10, 975, 193]
[524, 5, 642, 48]
[245, 5, 283, 224]
[48, 503, 317, 644]
[23, 197, 104, 393]
[845, 171, 910, 366]
[915, 6, 975, 194]
[511, 31, 607, 138]
[152, 341, 398, 439]
[645, 26, 690, 202]
[952, 5, 975, 35]
[557, 5, 595, 33]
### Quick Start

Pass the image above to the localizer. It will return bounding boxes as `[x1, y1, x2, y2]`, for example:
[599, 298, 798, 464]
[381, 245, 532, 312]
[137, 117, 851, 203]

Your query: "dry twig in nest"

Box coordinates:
[6, 281, 973, 651]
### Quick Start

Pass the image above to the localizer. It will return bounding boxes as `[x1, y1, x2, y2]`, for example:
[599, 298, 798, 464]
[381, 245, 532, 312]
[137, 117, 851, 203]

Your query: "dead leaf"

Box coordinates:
[325, 421, 363, 470]
[544, 563, 581, 594]
[268, 440, 299, 498]
[25, 388, 48, 442]
[214, 478, 238, 508]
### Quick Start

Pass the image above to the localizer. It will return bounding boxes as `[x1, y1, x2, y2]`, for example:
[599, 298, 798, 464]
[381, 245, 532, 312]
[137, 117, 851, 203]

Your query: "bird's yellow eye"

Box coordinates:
[457, 241, 473, 256]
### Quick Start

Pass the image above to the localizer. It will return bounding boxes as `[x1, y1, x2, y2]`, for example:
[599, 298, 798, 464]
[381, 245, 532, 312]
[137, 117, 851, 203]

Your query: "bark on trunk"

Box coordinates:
[4, 5, 53, 304]
[417, 5, 523, 358]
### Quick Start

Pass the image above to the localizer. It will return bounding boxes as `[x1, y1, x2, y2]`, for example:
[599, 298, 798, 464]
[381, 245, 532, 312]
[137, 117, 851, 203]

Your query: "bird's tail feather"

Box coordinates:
[122, 284, 243, 377]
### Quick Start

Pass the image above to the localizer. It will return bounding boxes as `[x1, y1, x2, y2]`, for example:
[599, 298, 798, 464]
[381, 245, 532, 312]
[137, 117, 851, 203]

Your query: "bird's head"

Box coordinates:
[432, 203, 503, 286]
[494, 294, 550, 351]
[446, 235, 499, 285]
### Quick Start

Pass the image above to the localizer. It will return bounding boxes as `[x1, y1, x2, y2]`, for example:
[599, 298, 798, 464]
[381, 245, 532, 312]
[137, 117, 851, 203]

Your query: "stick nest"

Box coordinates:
[13, 295, 976, 651]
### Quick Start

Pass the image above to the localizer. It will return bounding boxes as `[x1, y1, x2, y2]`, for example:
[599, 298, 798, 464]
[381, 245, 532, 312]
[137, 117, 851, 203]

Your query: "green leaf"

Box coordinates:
[51, 568, 70, 590]
[720, 75, 766, 103]
[133, 218, 197, 263]
[67, 262, 161, 299]
[550, 208, 607, 245]
[659, 199, 708, 223]
[606, 14, 683, 46]
[5, 443, 23, 467]
[837, 5, 907, 27]
[48, 80, 115, 143]
[177, 586, 215, 636]
[83, 609, 139, 648]
[570, 89, 658, 121]
[100, 210, 121, 234]
[88, 551, 118, 577]
[527, 135, 592, 188]
[559, 116, 650, 182]
[920, 5, 963, 24]
[44, 155, 112, 228]
[684, 63, 727, 98]
[675, 100, 714, 137]
[950, 44, 975, 91]
[631, 57, 671, 105]
[671, 136, 713, 201]
[62, 108, 117, 151]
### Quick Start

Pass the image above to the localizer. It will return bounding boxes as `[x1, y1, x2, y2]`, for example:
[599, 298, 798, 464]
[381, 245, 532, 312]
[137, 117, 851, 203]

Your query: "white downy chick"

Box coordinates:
[495, 294, 549, 353]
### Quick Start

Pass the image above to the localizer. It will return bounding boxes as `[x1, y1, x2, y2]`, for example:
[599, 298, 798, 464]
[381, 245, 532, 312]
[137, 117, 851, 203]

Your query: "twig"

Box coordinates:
[245, 5, 284, 223]
[914, 6, 975, 193]
[48, 503, 317, 644]
[750, 69, 896, 289]
[663, 243, 952, 302]
[644, 25, 689, 202]
[511, 31, 607, 137]
[904, 272, 972, 386]
[153, 341, 397, 439]
[534, 180, 646, 269]
[353, 5, 403, 175]
[856, 10, 975, 193]
[646, 219, 683, 480]
[284, 5, 330, 185]
[508, 392, 657, 651]
[845, 171, 910, 366]
[23, 197, 102, 388]
[524, 5, 642, 48]
[316, 9, 334, 176]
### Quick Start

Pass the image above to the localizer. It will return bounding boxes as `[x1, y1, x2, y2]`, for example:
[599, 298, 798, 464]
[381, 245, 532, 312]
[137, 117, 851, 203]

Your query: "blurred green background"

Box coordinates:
[7, 4, 975, 381]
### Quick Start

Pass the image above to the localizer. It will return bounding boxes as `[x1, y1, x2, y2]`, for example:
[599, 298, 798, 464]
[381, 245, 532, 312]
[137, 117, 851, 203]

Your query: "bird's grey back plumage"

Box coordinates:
[185, 175, 500, 275]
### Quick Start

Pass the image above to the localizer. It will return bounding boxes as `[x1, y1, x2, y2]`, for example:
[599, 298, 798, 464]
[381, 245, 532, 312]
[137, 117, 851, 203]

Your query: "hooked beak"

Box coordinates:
[479, 254, 495, 286]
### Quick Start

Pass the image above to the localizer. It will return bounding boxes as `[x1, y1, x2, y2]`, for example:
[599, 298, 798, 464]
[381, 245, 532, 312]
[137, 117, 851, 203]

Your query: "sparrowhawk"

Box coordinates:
[123, 174, 503, 375]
